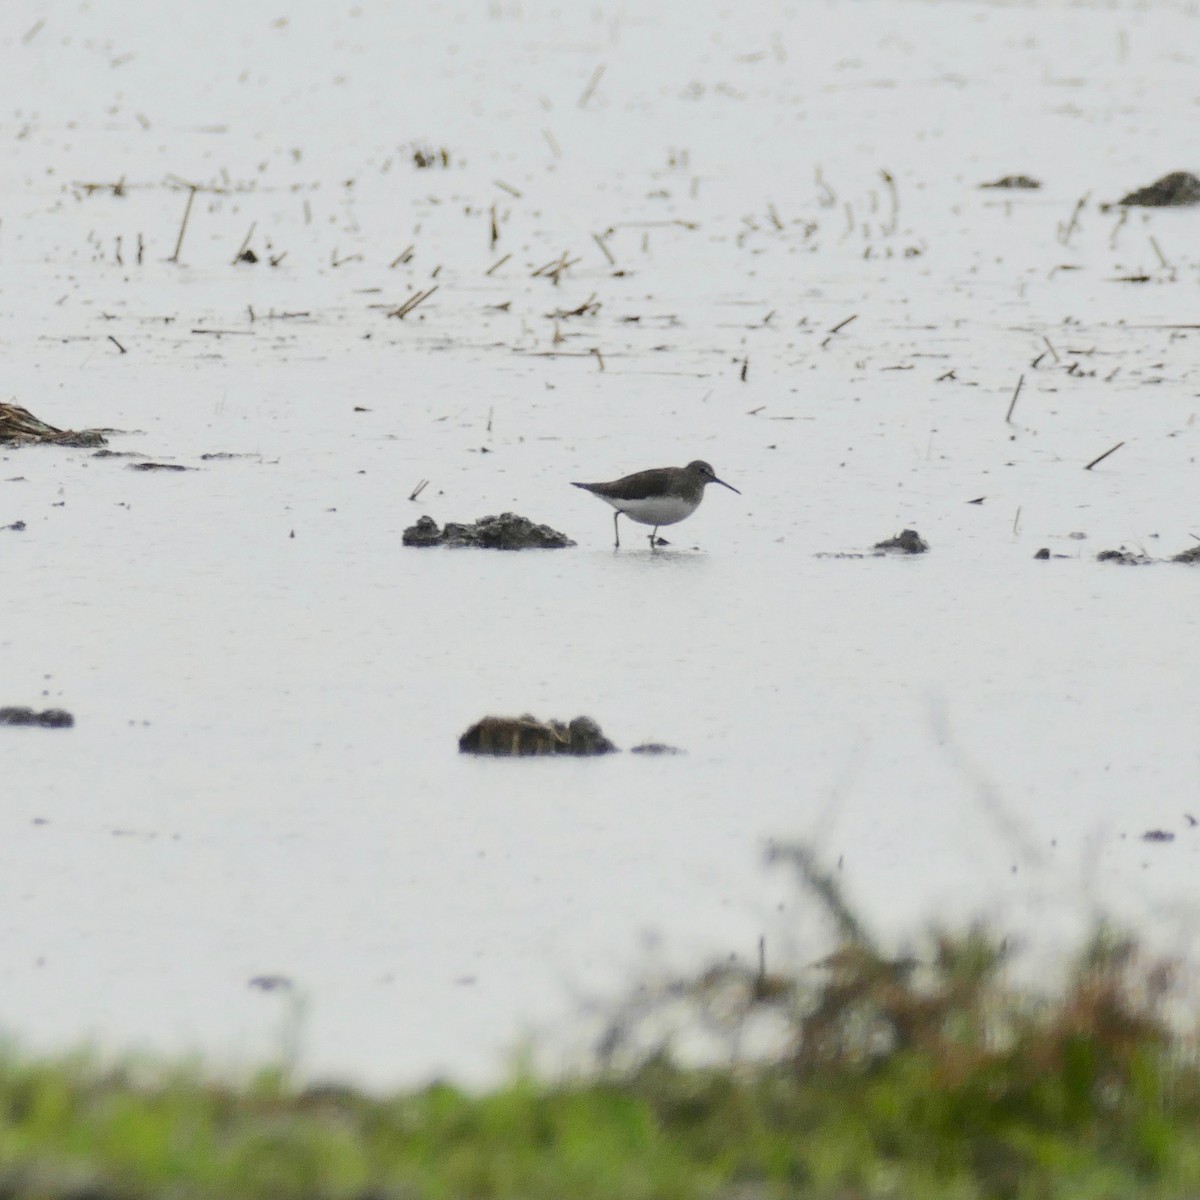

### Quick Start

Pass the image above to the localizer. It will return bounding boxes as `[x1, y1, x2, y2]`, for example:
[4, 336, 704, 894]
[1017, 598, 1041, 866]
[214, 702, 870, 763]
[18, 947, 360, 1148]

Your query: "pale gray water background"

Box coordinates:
[1, 0, 1199, 1084]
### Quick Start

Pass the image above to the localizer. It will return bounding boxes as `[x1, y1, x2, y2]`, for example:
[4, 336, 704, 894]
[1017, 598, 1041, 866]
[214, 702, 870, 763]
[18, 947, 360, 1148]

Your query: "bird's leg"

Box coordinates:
[613, 510, 621, 549]
[649, 525, 659, 549]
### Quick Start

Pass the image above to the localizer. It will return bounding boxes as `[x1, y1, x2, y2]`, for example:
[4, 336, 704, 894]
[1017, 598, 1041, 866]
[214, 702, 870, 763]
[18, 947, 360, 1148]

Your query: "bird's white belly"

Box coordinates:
[606, 494, 699, 526]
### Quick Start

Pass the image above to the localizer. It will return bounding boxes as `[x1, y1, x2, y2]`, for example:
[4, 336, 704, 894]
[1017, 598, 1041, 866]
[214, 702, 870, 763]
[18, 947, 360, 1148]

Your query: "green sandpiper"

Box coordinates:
[571, 460, 740, 548]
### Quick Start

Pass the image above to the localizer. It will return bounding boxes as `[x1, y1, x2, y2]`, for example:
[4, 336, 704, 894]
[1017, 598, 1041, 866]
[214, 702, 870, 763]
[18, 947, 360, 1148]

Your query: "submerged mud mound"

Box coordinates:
[1096, 542, 1200, 566]
[1097, 547, 1154, 565]
[0, 706, 74, 728]
[979, 175, 1041, 190]
[459, 714, 616, 756]
[873, 529, 930, 555]
[1116, 171, 1200, 207]
[404, 513, 575, 549]
[814, 529, 931, 560]
[0, 403, 107, 448]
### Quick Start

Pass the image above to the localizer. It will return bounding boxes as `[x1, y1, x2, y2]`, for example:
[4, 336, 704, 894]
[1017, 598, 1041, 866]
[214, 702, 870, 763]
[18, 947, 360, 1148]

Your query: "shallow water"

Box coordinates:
[1, 0, 1199, 1085]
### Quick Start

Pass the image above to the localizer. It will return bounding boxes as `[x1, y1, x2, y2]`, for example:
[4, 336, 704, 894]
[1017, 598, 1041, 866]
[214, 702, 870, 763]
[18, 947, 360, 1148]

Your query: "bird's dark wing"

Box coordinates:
[577, 468, 672, 500]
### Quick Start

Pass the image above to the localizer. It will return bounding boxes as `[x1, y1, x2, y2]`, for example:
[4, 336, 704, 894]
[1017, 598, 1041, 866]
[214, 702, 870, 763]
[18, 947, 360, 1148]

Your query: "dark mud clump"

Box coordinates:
[404, 513, 575, 549]
[1116, 171, 1200, 207]
[814, 528, 931, 560]
[0, 706, 75, 728]
[980, 175, 1041, 190]
[873, 529, 929, 555]
[630, 742, 685, 755]
[126, 461, 194, 472]
[1096, 547, 1153, 565]
[402, 515, 445, 547]
[459, 715, 616, 756]
[0, 402, 107, 448]
[1095, 542, 1200, 566]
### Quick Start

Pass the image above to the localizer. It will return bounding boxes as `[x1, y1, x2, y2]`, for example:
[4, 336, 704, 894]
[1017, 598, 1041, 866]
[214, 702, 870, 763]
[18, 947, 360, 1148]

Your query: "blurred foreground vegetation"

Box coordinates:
[3, 847, 1200, 1199]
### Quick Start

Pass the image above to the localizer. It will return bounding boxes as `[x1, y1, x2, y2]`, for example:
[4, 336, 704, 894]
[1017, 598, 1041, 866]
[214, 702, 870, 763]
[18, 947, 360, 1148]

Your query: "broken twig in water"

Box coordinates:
[389, 245, 414, 268]
[578, 64, 606, 108]
[606, 218, 699, 231]
[532, 251, 578, 285]
[485, 253, 511, 276]
[546, 294, 600, 319]
[820, 313, 857, 348]
[388, 287, 439, 319]
[231, 222, 256, 265]
[1108, 208, 1128, 249]
[880, 168, 899, 236]
[1057, 193, 1089, 245]
[814, 166, 836, 207]
[1006, 374, 1023, 423]
[1084, 441, 1124, 471]
[167, 185, 197, 264]
[590, 347, 605, 371]
[74, 177, 127, 197]
[592, 232, 615, 265]
[408, 479, 429, 501]
[107, 335, 127, 354]
[531, 252, 570, 277]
